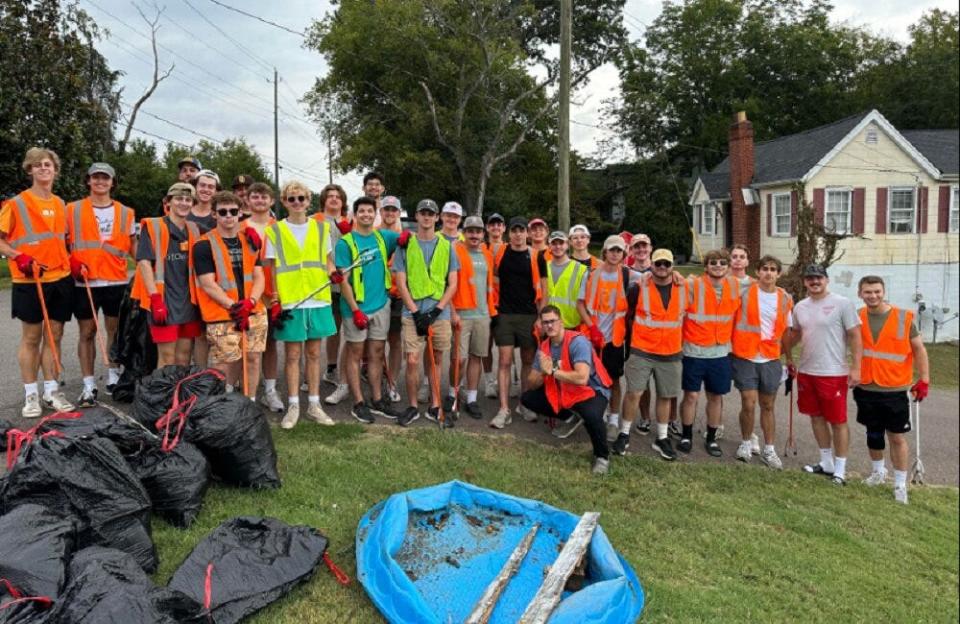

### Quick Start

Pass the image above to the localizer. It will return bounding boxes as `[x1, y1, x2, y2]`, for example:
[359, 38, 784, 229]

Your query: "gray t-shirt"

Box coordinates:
[135, 217, 198, 325]
[546, 259, 587, 300]
[587, 269, 640, 342]
[460, 247, 489, 319]
[393, 236, 460, 320]
[791, 292, 861, 376]
[534, 333, 611, 401]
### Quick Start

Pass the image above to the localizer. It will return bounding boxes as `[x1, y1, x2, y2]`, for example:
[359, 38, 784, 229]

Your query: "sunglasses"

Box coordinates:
[540, 318, 560, 326]
[708, 259, 729, 266]
[653, 260, 673, 268]
[284, 195, 307, 203]
[216, 208, 240, 217]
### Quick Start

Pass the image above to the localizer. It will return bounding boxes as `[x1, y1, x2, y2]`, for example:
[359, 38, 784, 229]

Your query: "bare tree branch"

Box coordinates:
[119, 3, 174, 154]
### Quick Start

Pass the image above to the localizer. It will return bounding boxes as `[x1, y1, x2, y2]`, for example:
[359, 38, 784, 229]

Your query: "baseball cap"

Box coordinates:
[441, 201, 463, 216]
[486, 213, 504, 224]
[651, 249, 674, 264]
[195, 169, 221, 185]
[166, 182, 197, 199]
[232, 174, 253, 188]
[803, 263, 828, 278]
[631, 233, 652, 246]
[381, 195, 402, 211]
[177, 156, 201, 170]
[508, 216, 528, 229]
[548, 230, 568, 243]
[569, 224, 590, 237]
[416, 199, 439, 214]
[528, 217, 548, 229]
[463, 216, 484, 230]
[603, 235, 627, 252]
[86, 162, 116, 178]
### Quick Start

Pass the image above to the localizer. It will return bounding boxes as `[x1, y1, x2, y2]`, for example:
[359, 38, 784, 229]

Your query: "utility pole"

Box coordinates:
[273, 68, 280, 190]
[327, 131, 333, 184]
[557, 0, 571, 232]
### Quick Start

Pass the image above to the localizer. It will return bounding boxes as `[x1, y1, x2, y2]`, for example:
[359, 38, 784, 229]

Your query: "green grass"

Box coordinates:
[928, 343, 959, 388]
[151, 426, 959, 623]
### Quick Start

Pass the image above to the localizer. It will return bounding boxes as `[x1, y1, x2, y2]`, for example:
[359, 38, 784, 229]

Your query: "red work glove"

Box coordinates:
[229, 298, 255, 321]
[911, 380, 929, 402]
[588, 324, 604, 351]
[234, 316, 250, 332]
[787, 363, 798, 379]
[330, 270, 345, 284]
[69, 256, 88, 281]
[243, 226, 262, 252]
[14, 253, 37, 277]
[398, 230, 411, 248]
[352, 309, 369, 330]
[336, 220, 353, 235]
[149, 293, 168, 325]
[269, 301, 283, 324]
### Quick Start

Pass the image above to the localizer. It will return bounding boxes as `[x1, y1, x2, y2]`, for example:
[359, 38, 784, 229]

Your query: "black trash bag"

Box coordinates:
[176, 394, 280, 489]
[0, 419, 13, 451]
[44, 547, 202, 624]
[0, 504, 75, 603]
[0, 435, 158, 572]
[109, 279, 158, 403]
[34, 407, 155, 455]
[168, 517, 329, 624]
[134, 366, 225, 429]
[127, 442, 211, 528]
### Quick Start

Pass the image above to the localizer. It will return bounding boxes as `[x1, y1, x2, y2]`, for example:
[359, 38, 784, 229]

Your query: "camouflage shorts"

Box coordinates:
[206, 312, 268, 363]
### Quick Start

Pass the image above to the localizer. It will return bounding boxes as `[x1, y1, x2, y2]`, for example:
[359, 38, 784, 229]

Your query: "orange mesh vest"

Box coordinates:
[630, 279, 686, 355]
[131, 217, 200, 310]
[731, 284, 792, 360]
[195, 230, 265, 322]
[452, 242, 497, 315]
[542, 331, 612, 412]
[683, 275, 740, 347]
[3, 192, 70, 280]
[860, 306, 914, 387]
[585, 267, 629, 346]
[67, 198, 135, 282]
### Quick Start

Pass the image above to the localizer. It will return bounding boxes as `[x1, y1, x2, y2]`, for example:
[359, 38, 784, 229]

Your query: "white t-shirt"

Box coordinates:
[81, 204, 137, 288]
[750, 289, 793, 363]
[264, 219, 333, 309]
[791, 292, 860, 376]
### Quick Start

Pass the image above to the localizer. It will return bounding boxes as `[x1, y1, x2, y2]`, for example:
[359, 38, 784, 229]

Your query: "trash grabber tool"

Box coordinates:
[82, 274, 111, 366]
[424, 326, 446, 430]
[240, 327, 249, 398]
[286, 250, 376, 313]
[911, 399, 925, 485]
[450, 322, 462, 420]
[784, 375, 797, 457]
[33, 273, 63, 378]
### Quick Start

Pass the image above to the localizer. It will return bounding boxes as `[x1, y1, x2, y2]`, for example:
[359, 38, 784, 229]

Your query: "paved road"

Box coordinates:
[1, 290, 957, 486]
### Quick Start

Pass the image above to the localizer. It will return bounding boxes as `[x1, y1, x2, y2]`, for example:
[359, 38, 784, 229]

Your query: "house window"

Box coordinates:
[825, 189, 852, 234]
[772, 193, 791, 236]
[698, 203, 715, 236]
[951, 185, 959, 233]
[888, 187, 916, 234]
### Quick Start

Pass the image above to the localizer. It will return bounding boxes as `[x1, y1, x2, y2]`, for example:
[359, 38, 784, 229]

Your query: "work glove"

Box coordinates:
[412, 311, 429, 336]
[784, 375, 793, 395]
[425, 306, 443, 326]
[234, 316, 250, 332]
[229, 298, 255, 322]
[268, 301, 292, 330]
[588, 324, 605, 351]
[14, 253, 37, 277]
[352, 309, 369, 330]
[910, 380, 929, 402]
[149, 293, 168, 325]
[243, 226, 262, 252]
[398, 230, 412, 248]
[336, 220, 353, 235]
[330, 270, 345, 284]
[69, 256, 88, 281]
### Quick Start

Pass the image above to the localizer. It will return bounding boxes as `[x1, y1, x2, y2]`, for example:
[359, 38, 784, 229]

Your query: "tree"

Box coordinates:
[304, 0, 626, 215]
[0, 0, 120, 199]
[163, 139, 273, 192]
[111, 139, 172, 219]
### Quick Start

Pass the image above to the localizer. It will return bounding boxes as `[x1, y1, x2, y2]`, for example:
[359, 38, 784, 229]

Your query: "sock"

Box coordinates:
[619, 419, 632, 435]
[308, 395, 320, 405]
[656, 423, 668, 440]
[107, 367, 121, 385]
[264, 379, 277, 393]
[706, 426, 717, 443]
[894, 470, 907, 489]
[608, 412, 620, 428]
[833, 457, 847, 479]
[448, 387, 457, 398]
[327, 364, 336, 374]
[764, 444, 775, 454]
[83, 376, 96, 392]
[819, 448, 835, 472]
[43, 380, 58, 396]
[225, 384, 235, 393]
[24, 382, 38, 398]
[466, 390, 477, 403]
[872, 459, 886, 474]
[682, 424, 694, 440]
[288, 396, 299, 405]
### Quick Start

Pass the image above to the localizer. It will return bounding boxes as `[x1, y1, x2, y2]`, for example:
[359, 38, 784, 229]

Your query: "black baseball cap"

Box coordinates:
[802, 263, 828, 278]
[177, 156, 201, 170]
[508, 216, 528, 229]
[487, 213, 505, 224]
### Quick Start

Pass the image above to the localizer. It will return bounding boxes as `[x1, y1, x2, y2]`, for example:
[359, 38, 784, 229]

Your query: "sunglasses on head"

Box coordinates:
[284, 195, 306, 203]
[654, 260, 672, 268]
[216, 208, 240, 217]
[708, 259, 729, 266]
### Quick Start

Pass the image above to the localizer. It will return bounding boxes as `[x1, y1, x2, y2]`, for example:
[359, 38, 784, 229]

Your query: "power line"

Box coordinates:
[204, 0, 306, 37]
[181, 0, 275, 74]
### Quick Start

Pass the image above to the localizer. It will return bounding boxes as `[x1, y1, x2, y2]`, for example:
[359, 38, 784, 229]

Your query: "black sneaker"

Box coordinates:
[77, 388, 98, 408]
[398, 406, 420, 427]
[612, 433, 630, 456]
[668, 421, 682, 439]
[104, 383, 117, 396]
[442, 395, 456, 413]
[652, 438, 677, 461]
[370, 399, 398, 420]
[424, 406, 454, 428]
[465, 401, 482, 419]
[634, 419, 651, 435]
[704, 440, 722, 457]
[351, 402, 375, 424]
[677, 438, 692, 454]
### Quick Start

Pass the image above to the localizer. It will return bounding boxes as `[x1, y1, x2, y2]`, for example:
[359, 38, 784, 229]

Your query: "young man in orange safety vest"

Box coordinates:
[854, 275, 929, 504]
[193, 191, 267, 399]
[67, 162, 136, 406]
[521, 304, 613, 474]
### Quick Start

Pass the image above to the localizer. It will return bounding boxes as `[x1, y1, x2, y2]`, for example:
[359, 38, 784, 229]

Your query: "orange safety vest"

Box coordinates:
[859, 306, 914, 387]
[493, 245, 542, 303]
[3, 191, 70, 281]
[131, 217, 201, 310]
[731, 284, 792, 360]
[584, 267, 629, 347]
[67, 198, 135, 282]
[630, 279, 687, 356]
[574, 254, 600, 271]
[452, 242, 498, 315]
[248, 217, 276, 300]
[195, 229, 265, 322]
[683, 274, 740, 347]
[541, 330, 613, 412]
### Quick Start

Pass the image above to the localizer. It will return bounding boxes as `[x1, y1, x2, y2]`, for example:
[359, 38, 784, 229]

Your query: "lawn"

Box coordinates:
[151, 425, 959, 623]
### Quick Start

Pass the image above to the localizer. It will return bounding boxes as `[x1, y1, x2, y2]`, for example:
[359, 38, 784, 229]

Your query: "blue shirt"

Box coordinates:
[533, 333, 611, 400]
[334, 229, 399, 316]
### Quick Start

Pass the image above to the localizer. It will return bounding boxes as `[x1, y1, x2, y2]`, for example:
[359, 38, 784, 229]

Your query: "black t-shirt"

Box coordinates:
[655, 283, 672, 309]
[496, 247, 542, 315]
[186, 211, 216, 234]
[193, 235, 261, 300]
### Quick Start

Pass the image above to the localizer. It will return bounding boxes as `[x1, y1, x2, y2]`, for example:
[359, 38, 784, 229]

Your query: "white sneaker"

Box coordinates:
[42, 391, 75, 412]
[325, 383, 350, 405]
[516, 405, 538, 422]
[735, 441, 753, 463]
[760, 448, 783, 470]
[322, 368, 340, 386]
[21, 393, 42, 418]
[509, 381, 520, 398]
[281, 404, 300, 430]
[387, 384, 402, 403]
[307, 403, 335, 426]
[863, 469, 888, 487]
[417, 381, 430, 403]
[750, 433, 761, 455]
[591, 457, 610, 476]
[484, 378, 498, 399]
[490, 408, 512, 429]
[606, 422, 620, 444]
[260, 389, 285, 413]
[894, 486, 908, 505]
[702, 424, 725, 440]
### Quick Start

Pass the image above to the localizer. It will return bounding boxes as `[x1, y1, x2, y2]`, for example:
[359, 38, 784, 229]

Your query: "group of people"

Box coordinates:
[1, 147, 930, 503]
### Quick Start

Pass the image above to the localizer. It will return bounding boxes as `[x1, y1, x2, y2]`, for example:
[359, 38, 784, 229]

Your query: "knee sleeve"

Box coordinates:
[866, 428, 886, 451]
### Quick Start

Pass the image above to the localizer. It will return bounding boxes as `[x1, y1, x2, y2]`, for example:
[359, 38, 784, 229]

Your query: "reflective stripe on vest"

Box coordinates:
[542, 331, 613, 413]
[860, 306, 914, 387]
[634, 280, 685, 329]
[69, 200, 131, 258]
[585, 267, 628, 345]
[8, 196, 66, 246]
[406, 235, 450, 301]
[206, 232, 241, 293]
[342, 230, 391, 304]
[271, 220, 329, 275]
[686, 276, 738, 323]
[546, 260, 587, 328]
[731, 284, 791, 360]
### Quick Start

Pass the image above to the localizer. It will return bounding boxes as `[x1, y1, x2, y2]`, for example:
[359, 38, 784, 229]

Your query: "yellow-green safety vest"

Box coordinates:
[341, 230, 391, 303]
[546, 259, 587, 328]
[406, 235, 450, 301]
[266, 219, 331, 305]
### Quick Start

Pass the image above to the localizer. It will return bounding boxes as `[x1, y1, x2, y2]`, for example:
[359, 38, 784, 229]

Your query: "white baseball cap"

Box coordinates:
[569, 224, 590, 237]
[441, 201, 463, 216]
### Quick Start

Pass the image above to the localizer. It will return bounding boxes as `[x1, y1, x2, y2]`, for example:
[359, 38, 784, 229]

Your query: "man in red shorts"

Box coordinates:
[785, 264, 862, 485]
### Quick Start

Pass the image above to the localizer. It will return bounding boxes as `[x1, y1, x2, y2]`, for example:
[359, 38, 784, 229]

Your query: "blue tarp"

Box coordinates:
[356, 480, 644, 624]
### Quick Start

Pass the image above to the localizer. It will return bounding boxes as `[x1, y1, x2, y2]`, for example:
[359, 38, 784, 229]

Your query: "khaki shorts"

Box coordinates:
[206, 312, 268, 364]
[401, 317, 452, 353]
[458, 317, 490, 357]
[342, 303, 391, 343]
[624, 352, 682, 398]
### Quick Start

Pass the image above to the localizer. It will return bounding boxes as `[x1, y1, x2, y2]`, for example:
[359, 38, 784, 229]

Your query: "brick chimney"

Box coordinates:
[728, 111, 760, 263]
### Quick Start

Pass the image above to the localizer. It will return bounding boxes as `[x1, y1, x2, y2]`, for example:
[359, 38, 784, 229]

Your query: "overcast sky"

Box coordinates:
[83, 0, 956, 197]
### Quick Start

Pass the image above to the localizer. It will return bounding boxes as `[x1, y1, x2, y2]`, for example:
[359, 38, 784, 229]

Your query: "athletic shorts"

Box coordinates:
[730, 355, 782, 395]
[342, 302, 391, 343]
[73, 284, 126, 320]
[601, 342, 625, 379]
[853, 387, 911, 434]
[625, 353, 682, 398]
[331, 293, 342, 319]
[389, 297, 403, 333]
[401, 317, 452, 353]
[150, 319, 203, 344]
[274, 306, 336, 343]
[492, 314, 537, 349]
[458, 317, 490, 357]
[797, 373, 848, 424]
[11, 276, 74, 324]
[682, 355, 732, 395]
[206, 313, 268, 363]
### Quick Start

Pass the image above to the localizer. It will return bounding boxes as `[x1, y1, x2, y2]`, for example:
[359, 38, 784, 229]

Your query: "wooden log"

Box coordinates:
[465, 523, 541, 624]
[518, 512, 600, 624]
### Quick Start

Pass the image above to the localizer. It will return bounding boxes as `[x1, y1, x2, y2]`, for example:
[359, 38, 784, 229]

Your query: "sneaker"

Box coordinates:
[864, 469, 888, 487]
[417, 382, 430, 404]
[509, 381, 520, 398]
[398, 406, 420, 427]
[489, 408, 512, 429]
[42, 391, 75, 413]
[516, 405, 538, 422]
[21, 393, 42, 419]
[606, 422, 620, 444]
[484, 378, 498, 399]
[351, 402, 375, 424]
[280, 404, 300, 430]
[387, 384, 402, 403]
[77, 388, 98, 408]
[260, 389, 285, 413]
[715, 425, 725, 440]
[760, 448, 783, 470]
[300, 381, 308, 392]
[736, 441, 753, 463]
[668, 421, 682, 439]
[592, 457, 610, 476]
[307, 403, 335, 426]
[677, 438, 692, 454]
[750, 433, 761, 455]
[465, 401, 482, 419]
[424, 406, 454, 428]
[370, 399, 398, 419]
[442, 395, 456, 413]
[894, 486, 908, 505]
[831, 475, 846, 486]
[323, 368, 339, 386]
[104, 383, 117, 396]
[324, 383, 350, 405]
[612, 433, 630, 456]
[652, 437, 677, 461]
[634, 419, 651, 435]
[552, 414, 582, 439]
[704, 439, 722, 457]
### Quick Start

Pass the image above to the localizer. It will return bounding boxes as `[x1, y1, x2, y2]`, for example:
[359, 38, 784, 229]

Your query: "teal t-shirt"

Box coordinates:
[335, 229, 399, 315]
